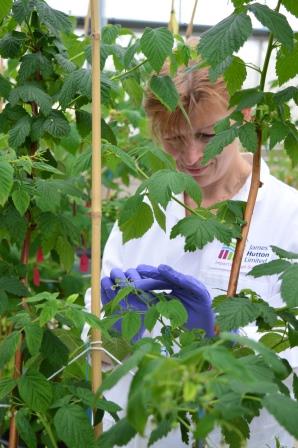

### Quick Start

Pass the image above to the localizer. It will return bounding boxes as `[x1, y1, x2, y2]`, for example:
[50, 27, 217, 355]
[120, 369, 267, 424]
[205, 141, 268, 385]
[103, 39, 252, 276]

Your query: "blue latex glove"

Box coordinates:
[101, 268, 168, 340]
[137, 264, 215, 337]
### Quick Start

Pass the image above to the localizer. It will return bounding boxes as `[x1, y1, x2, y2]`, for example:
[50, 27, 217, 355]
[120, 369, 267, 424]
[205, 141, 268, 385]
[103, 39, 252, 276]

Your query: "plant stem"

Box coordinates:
[37, 413, 58, 448]
[111, 59, 147, 81]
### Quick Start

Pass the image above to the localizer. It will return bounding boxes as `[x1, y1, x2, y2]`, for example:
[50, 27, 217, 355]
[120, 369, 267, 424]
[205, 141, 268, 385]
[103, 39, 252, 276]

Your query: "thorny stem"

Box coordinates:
[226, 0, 281, 298]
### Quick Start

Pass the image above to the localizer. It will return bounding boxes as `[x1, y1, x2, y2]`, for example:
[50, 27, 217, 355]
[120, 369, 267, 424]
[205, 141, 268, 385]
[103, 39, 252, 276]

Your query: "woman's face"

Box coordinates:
[160, 98, 240, 189]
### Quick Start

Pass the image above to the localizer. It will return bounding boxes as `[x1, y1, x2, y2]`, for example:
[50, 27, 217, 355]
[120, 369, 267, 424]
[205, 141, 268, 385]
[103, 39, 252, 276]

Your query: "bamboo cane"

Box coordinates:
[186, 0, 198, 39]
[84, 0, 91, 36]
[90, 0, 102, 438]
[168, 0, 179, 35]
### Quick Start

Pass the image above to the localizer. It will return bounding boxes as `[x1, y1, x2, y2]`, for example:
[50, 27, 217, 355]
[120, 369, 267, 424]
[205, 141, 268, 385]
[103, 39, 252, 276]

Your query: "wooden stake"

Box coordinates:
[186, 0, 199, 39]
[84, 0, 91, 36]
[90, 0, 102, 437]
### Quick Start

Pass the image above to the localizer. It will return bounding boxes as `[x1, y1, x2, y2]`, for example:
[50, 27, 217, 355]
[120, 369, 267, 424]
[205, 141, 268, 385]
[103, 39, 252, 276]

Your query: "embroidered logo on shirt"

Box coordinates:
[218, 241, 236, 261]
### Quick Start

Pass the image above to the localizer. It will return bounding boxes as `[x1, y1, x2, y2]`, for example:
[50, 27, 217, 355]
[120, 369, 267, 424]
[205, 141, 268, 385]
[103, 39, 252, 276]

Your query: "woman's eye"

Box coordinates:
[196, 133, 215, 142]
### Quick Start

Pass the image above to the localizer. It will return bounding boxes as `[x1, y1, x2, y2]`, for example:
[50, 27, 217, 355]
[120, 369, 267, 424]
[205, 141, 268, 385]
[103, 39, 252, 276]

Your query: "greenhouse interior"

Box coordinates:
[0, 0, 298, 447]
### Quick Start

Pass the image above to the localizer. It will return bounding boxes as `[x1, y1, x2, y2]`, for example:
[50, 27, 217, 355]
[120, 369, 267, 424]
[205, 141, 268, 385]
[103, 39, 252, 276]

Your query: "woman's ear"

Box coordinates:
[242, 108, 252, 121]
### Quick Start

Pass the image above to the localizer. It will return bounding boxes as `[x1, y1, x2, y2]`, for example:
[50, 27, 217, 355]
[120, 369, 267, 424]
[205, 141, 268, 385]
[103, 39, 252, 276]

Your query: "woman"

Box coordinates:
[86, 65, 298, 447]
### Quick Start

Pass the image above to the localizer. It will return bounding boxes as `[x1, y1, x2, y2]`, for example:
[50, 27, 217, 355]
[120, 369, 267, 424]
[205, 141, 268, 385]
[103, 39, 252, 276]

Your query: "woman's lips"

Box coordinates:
[185, 165, 209, 175]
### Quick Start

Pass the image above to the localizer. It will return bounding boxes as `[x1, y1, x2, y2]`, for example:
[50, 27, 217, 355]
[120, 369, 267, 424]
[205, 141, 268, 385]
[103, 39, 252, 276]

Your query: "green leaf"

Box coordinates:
[35, 179, 61, 212]
[149, 197, 166, 231]
[56, 236, 74, 271]
[12, 0, 33, 23]
[271, 245, 298, 259]
[202, 126, 238, 165]
[18, 52, 53, 83]
[229, 88, 264, 110]
[75, 110, 91, 137]
[263, 393, 298, 438]
[41, 329, 69, 371]
[99, 344, 152, 393]
[122, 77, 143, 107]
[149, 75, 179, 112]
[156, 299, 188, 328]
[102, 24, 121, 44]
[12, 189, 30, 216]
[0, 161, 13, 206]
[0, 0, 12, 21]
[0, 74, 12, 99]
[288, 326, 298, 348]
[118, 195, 154, 243]
[55, 53, 76, 73]
[282, 0, 298, 17]
[8, 115, 31, 148]
[259, 332, 289, 353]
[238, 122, 258, 152]
[18, 370, 52, 412]
[0, 377, 17, 400]
[43, 110, 70, 138]
[139, 169, 201, 209]
[148, 420, 172, 446]
[248, 3, 293, 50]
[280, 264, 298, 307]
[54, 405, 95, 448]
[122, 312, 142, 341]
[223, 56, 247, 96]
[35, 0, 72, 35]
[293, 373, 298, 400]
[24, 323, 43, 356]
[103, 143, 137, 174]
[39, 301, 59, 326]
[198, 13, 252, 66]
[0, 276, 28, 296]
[275, 41, 298, 85]
[213, 297, 258, 331]
[140, 27, 173, 72]
[248, 259, 291, 278]
[144, 306, 159, 332]
[16, 409, 37, 448]
[284, 134, 298, 167]
[97, 418, 136, 448]
[9, 84, 52, 116]
[171, 215, 235, 251]
[102, 119, 117, 145]
[269, 120, 290, 149]
[0, 31, 26, 58]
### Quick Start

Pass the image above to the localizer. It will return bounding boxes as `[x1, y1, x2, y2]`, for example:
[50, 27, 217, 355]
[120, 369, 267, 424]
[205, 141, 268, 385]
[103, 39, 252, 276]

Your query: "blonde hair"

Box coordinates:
[144, 62, 229, 141]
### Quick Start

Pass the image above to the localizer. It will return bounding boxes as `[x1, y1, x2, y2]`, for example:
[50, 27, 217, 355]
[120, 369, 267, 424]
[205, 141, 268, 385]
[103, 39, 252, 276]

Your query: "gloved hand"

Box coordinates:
[137, 264, 215, 337]
[101, 268, 168, 340]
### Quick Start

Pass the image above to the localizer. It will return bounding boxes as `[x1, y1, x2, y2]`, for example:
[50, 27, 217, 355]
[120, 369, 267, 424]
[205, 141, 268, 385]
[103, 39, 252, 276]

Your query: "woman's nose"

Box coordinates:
[182, 139, 204, 166]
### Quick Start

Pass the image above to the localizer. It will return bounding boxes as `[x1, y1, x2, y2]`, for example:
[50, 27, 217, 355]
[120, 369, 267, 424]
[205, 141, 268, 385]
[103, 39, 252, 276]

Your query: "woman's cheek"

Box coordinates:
[163, 142, 180, 160]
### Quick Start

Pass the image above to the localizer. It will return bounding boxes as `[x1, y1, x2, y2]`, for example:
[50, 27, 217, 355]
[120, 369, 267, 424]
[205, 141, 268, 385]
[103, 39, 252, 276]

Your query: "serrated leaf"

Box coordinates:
[54, 405, 95, 448]
[24, 323, 43, 356]
[9, 84, 52, 116]
[248, 3, 293, 50]
[209, 56, 233, 83]
[275, 41, 298, 85]
[0, 332, 19, 369]
[0, 161, 13, 206]
[263, 394, 298, 438]
[0, 276, 28, 296]
[271, 245, 298, 259]
[102, 24, 121, 44]
[269, 120, 290, 149]
[198, 13, 252, 66]
[248, 259, 291, 278]
[55, 54, 76, 73]
[12, 0, 34, 23]
[12, 189, 30, 216]
[103, 143, 137, 174]
[0, 377, 17, 400]
[280, 264, 298, 307]
[138, 169, 201, 209]
[8, 115, 31, 148]
[18, 52, 53, 83]
[149, 198, 166, 231]
[31, 161, 63, 175]
[75, 110, 91, 137]
[224, 56, 247, 96]
[41, 329, 69, 371]
[99, 344, 152, 393]
[18, 370, 52, 412]
[35, 0, 72, 36]
[16, 409, 37, 448]
[39, 301, 59, 326]
[140, 27, 173, 72]
[0, 74, 12, 99]
[259, 332, 289, 353]
[102, 119, 117, 145]
[122, 312, 142, 341]
[171, 215, 235, 251]
[55, 236, 74, 271]
[229, 88, 264, 110]
[274, 86, 298, 104]
[284, 134, 298, 167]
[282, 0, 298, 17]
[148, 420, 172, 446]
[97, 418, 136, 448]
[122, 77, 143, 107]
[214, 296, 258, 331]
[202, 126, 238, 164]
[238, 122, 258, 152]
[0, 0, 12, 21]
[0, 31, 26, 58]
[35, 179, 61, 212]
[149, 75, 179, 112]
[119, 196, 154, 243]
[43, 110, 70, 138]
[144, 306, 159, 332]
[156, 299, 188, 328]
[288, 326, 298, 348]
